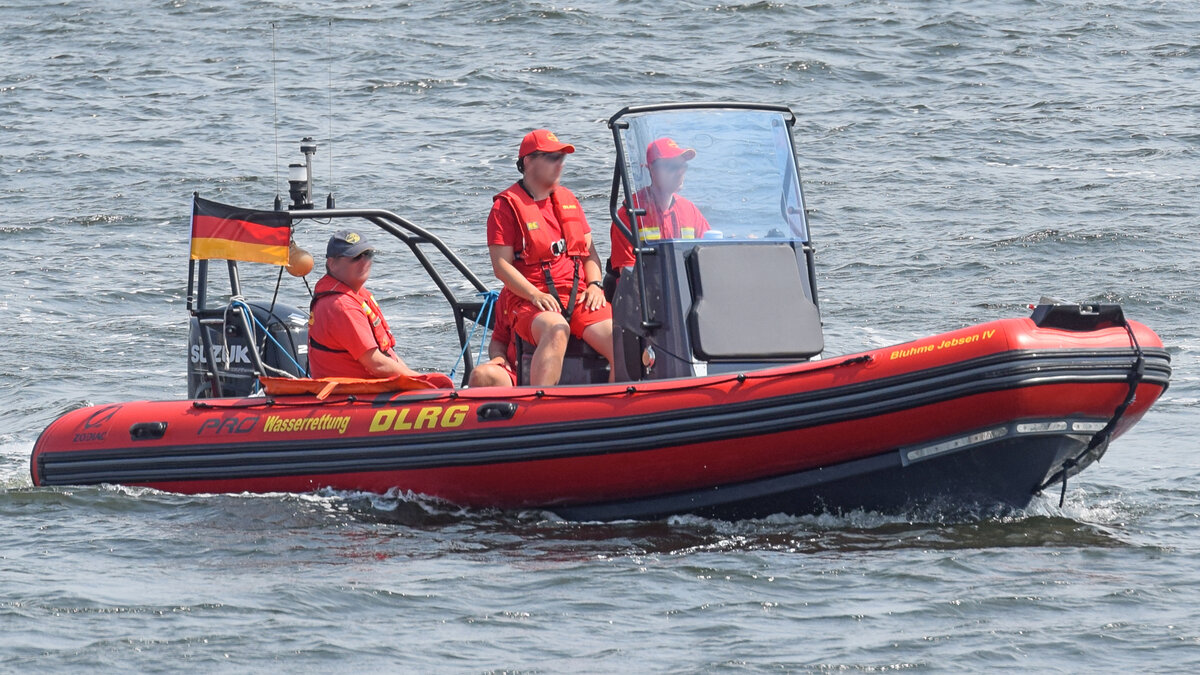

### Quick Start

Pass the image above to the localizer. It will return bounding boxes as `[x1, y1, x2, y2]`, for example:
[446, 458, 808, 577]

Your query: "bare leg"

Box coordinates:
[468, 364, 512, 388]
[581, 319, 616, 382]
[530, 312, 570, 386]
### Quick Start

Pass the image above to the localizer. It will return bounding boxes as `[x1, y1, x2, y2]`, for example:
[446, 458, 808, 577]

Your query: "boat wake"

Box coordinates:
[304, 485, 1138, 555]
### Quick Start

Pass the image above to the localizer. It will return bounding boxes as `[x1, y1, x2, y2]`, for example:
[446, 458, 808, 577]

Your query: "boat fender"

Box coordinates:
[287, 241, 314, 277]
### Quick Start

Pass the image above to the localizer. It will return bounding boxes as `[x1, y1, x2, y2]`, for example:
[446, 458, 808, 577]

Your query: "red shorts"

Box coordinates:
[497, 361, 517, 386]
[503, 289, 612, 346]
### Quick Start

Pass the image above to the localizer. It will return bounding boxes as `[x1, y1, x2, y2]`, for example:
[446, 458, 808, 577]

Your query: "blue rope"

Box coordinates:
[229, 299, 310, 387]
[449, 290, 500, 381]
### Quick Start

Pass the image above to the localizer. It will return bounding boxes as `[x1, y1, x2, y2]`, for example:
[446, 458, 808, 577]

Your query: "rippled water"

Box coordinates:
[3, 0, 1199, 670]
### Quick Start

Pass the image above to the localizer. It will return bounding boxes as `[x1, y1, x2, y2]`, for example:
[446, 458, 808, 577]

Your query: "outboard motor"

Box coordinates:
[188, 300, 309, 399]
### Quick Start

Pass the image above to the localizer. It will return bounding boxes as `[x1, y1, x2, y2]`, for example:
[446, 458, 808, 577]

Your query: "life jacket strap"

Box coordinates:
[564, 258, 581, 322]
[540, 258, 581, 322]
[308, 335, 348, 353]
[309, 290, 340, 312]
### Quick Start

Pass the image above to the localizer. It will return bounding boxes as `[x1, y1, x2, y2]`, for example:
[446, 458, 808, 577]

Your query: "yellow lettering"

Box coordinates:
[373, 407, 463, 434]
[442, 405, 469, 428]
[414, 407, 442, 430]
[370, 410, 395, 433]
[392, 408, 414, 431]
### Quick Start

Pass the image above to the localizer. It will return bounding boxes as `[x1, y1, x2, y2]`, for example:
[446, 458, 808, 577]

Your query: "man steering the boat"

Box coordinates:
[605, 137, 710, 295]
[307, 230, 422, 379]
[487, 129, 615, 386]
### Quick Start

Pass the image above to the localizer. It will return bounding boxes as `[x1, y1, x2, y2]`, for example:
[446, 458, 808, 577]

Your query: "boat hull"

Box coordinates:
[556, 419, 1109, 520]
[31, 318, 1170, 519]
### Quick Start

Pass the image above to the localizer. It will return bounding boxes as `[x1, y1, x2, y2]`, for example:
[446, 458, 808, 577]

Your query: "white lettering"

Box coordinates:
[191, 344, 254, 365]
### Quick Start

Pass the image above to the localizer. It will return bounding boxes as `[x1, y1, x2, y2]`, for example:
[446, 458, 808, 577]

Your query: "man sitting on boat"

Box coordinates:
[467, 290, 518, 388]
[307, 231, 423, 380]
[487, 129, 615, 386]
[605, 137, 710, 294]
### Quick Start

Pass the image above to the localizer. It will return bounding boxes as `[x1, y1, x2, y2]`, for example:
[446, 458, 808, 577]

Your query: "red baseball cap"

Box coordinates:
[646, 137, 696, 164]
[519, 129, 576, 159]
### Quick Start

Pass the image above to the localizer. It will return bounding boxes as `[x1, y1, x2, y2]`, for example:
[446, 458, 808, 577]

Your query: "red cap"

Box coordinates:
[646, 137, 696, 164]
[519, 129, 576, 159]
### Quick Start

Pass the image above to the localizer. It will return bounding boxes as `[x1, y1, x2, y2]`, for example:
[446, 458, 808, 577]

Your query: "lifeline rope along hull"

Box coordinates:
[31, 317, 1169, 519]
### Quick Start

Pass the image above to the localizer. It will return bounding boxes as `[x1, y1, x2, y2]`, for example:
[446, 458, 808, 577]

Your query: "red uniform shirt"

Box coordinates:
[609, 188, 710, 269]
[308, 274, 398, 379]
[487, 185, 592, 291]
[489, 185, 611, 345]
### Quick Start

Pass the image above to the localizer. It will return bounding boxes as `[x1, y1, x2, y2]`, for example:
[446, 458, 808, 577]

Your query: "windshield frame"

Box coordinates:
[607, 102, 809, 251]
[606, 102, 813, 330]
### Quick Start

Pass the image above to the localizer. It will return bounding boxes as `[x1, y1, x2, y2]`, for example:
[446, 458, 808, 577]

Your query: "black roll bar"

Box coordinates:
[607, 119, 660, 331]
[189, 205, 497, 387]
[606, 101, 797, 124]
[780, 117, 821, 311]
[286, 208, 494, 384]
[288, 208, 491, 297]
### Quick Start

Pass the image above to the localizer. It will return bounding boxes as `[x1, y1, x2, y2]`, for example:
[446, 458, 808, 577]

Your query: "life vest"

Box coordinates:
[493, 182, 589, 264]
[308, 275, 396, 355]
[633, 190, 698, 242]
[639, 225, 696, 241]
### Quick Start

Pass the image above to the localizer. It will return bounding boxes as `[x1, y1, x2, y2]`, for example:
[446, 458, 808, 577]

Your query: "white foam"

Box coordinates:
[0, 439, 34, 489]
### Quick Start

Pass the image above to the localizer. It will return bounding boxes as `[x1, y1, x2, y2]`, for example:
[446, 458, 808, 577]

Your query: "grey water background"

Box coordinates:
[2, 0, 1199, 670]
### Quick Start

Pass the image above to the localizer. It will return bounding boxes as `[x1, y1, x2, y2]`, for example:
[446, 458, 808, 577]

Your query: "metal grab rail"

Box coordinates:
[285, 208, 494, 380]
[287, 207, 491, 298]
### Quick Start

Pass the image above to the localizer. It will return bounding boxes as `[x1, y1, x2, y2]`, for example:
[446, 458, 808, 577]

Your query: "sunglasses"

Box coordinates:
[530, 151, 566, 163]
[352, 250, 375, 262]
[654, 159, 689, 172]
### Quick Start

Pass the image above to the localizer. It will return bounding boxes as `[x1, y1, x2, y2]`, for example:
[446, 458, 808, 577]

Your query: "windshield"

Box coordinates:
[613, 107, 809, 243]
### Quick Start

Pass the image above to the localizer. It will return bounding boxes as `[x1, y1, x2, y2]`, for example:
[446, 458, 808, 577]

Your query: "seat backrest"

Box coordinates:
[685, 243, 823, 360]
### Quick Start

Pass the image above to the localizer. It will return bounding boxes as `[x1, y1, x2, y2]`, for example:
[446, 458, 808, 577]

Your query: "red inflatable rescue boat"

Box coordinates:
[30, 103, 1171, 519]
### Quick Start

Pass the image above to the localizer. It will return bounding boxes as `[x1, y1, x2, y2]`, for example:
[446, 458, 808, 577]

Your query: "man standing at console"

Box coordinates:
[487, 129, 614, 386]
[607, 137, 710, 281]
[308, 230, 421, 379]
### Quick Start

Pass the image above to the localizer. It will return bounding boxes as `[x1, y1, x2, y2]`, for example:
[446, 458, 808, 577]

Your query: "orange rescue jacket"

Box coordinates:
[493, 182, 589, 264]
[308, 276, 396, 356]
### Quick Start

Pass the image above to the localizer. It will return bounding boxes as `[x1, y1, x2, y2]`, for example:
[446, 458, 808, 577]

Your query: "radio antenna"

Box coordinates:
[271, 22, 282, 209]
[326, 19, 336, 208]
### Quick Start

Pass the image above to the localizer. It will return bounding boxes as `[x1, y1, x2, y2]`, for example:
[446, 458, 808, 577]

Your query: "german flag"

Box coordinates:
[190, 195, 291, 265]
